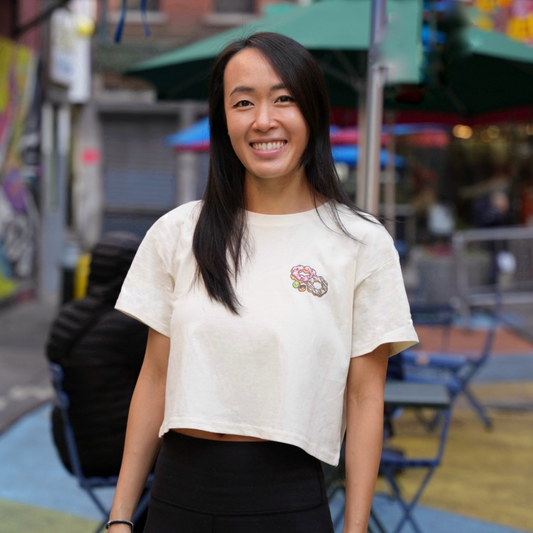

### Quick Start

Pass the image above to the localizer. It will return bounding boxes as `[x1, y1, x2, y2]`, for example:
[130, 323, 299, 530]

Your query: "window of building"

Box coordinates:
[126, 0, 160, 11]
[214, 0, 255, 13]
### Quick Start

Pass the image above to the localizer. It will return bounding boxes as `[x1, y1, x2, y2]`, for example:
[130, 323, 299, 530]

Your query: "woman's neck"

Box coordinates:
[244, 174, 320, 215]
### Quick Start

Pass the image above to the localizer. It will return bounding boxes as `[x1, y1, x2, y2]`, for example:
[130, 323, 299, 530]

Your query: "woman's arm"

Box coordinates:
[108, 328, 170, 531]
[343, 343, 390, 533]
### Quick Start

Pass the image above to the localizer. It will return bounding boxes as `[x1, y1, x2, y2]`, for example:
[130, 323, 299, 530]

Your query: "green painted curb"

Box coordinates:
[0, 498, 99, 533]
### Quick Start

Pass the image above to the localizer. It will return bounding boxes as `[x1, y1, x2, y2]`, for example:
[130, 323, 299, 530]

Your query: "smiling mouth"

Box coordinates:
[250, 141, 287, 151]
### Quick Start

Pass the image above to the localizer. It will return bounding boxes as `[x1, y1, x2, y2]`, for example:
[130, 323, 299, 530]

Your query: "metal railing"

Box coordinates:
[452, 226, 533, 314]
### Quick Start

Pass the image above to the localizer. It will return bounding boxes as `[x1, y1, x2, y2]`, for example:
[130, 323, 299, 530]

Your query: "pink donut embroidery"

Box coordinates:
[290, 265, 316, 283]
[290, 265, 328, 297]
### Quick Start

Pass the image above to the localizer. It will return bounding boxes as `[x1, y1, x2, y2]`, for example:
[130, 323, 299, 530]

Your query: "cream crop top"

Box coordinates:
[116, 200, 418, 465]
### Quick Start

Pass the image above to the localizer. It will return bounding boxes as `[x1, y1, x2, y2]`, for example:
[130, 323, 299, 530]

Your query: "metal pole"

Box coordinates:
[356, 85, 367, 207]
[452, 232, 470, 318]
[176, 104, 199, 205]
[99, 0, 108, 44]
[363, 0, 388, 214]
[384, 111, 396, 236]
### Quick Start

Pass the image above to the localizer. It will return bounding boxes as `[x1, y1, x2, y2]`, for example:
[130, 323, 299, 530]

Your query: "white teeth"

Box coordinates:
[252, 141, 286, 151]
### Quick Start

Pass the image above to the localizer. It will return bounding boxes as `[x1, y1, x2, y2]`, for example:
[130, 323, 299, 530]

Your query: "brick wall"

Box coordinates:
[16, 0, 43, 50]
[162, 0, 212, 24]
[101, 0, 296, 42]
[0, 0, 42, 50]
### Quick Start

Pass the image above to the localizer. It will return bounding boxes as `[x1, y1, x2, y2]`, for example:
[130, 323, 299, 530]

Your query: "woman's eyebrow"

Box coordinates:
[230, 85, 254, 97]
[229, 83, 287, 97]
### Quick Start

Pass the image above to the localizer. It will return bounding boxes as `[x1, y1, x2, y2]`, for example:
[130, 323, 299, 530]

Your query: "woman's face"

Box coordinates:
[223, 48, 309, 186]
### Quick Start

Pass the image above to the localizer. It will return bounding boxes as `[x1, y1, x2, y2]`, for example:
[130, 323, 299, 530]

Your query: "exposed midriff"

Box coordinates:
[171, 428, 268, 442]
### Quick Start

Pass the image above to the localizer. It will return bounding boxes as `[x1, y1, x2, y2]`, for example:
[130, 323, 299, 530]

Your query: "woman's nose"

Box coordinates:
[253, 103, 275, 131]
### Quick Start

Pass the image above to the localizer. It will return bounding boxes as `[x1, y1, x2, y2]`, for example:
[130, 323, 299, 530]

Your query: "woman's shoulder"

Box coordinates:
[330, 202, 398, 277]
[159, 199, 202, 226]
[149, 200, 202, 238]
[332, 202, 393, 246]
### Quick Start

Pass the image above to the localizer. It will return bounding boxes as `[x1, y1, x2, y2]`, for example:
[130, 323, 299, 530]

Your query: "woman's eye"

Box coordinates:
[234, 100, 252, 107]
[277, 95, 295, 103]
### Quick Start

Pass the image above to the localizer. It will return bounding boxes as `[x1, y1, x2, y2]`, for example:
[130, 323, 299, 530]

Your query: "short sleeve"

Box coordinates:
[351, 232, 419, 358]
[115, 223, 174, 337]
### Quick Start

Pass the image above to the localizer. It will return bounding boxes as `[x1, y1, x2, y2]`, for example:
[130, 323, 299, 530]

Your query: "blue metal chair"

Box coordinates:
[378, 382, 452, 533]
[407, 303, 456, 355]
[325, 383, 451, 533]
[402, 302, 499, 429]
[49, 362, 153, 533]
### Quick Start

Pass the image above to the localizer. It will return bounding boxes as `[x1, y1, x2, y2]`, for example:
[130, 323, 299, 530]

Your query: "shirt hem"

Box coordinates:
[351, 324, 419, 358]
[115, 301, 170, 338]
[159, 417, 340, 466]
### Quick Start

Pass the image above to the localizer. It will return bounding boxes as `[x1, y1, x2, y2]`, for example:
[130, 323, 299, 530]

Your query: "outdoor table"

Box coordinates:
[384, 381, 450, 410]
[368, 381, 451, 533]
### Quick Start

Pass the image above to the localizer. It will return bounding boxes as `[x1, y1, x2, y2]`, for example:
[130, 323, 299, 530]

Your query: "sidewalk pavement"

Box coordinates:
[0, 300, 532, 532]
[0, 403, 528, 533]
[0, 300, 56, 433]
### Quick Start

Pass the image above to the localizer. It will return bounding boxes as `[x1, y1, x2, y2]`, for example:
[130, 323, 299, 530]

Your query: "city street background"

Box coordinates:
[2, 1, 533, 532]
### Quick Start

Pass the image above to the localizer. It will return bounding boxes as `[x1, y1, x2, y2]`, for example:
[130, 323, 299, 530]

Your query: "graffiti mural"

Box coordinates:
[0, 37, 40, 302]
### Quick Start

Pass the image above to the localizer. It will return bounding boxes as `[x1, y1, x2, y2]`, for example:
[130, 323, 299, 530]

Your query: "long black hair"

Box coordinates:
[193, 32, 370, 314]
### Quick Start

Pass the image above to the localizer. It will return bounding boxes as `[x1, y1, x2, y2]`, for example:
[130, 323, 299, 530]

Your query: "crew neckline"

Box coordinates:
[244, 201, 331, 226]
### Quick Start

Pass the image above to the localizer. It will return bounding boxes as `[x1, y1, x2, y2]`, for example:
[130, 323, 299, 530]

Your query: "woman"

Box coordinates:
[108, 32, 418, 533]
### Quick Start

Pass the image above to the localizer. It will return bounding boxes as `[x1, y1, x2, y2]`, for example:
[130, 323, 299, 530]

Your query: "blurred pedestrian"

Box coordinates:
[459, 163, 513, 229]
[460, 164, 515, 285]
[46, 232, 149, 531]
[109, 32, 418, 533]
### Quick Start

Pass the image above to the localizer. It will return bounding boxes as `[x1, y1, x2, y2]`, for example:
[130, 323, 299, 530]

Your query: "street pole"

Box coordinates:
[356, 85, 367, 207]
[99, 0, 108, 44]
[384, 111, 396, 236]
[363, 0, 388, 214]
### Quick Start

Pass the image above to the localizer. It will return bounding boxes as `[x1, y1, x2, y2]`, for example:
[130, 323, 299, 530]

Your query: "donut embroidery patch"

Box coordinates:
[290, 265, 328, 297]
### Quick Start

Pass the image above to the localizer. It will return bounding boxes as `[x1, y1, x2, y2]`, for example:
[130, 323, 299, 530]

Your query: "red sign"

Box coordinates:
[81, 148, 100, 165]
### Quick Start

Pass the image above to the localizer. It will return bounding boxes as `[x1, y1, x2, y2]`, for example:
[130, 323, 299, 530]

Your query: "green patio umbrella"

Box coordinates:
[128, 1, 533, 117]
[388, 25, 533, 116]
[126, 0, 421, 106]
[126, 1, 533, 214]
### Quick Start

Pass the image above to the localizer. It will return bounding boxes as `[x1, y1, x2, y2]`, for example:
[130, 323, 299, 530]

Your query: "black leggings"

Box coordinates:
[144, 431, 334, 533]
